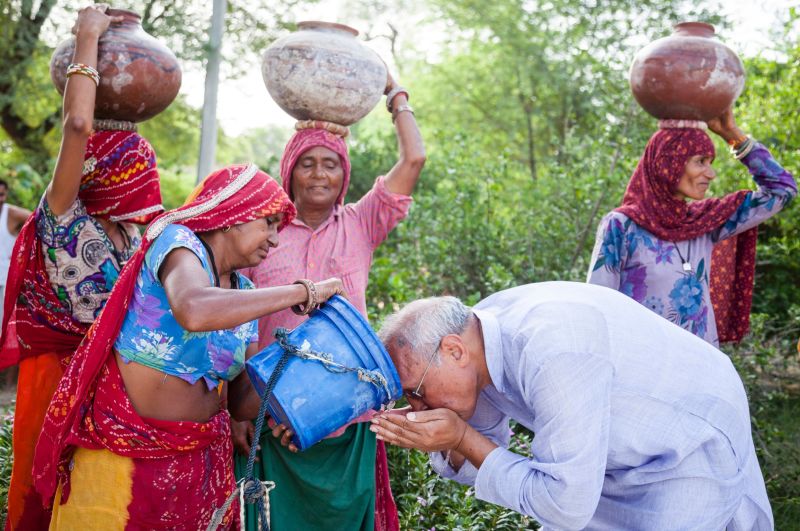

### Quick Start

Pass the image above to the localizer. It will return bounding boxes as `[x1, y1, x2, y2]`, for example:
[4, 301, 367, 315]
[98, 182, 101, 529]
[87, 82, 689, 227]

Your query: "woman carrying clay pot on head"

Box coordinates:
[33, 161, 346, 529]
[233, 73, 425, 531]
[0, 6, 165, 529]
[587, 110, 796, 346]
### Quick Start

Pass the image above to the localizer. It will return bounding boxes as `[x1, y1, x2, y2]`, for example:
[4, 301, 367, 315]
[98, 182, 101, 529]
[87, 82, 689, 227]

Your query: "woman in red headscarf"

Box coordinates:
[0, 7, 164, 529]
[32, 161, 344, 529]
[587, 109, 796, 346]
[233, 74, 425, 531]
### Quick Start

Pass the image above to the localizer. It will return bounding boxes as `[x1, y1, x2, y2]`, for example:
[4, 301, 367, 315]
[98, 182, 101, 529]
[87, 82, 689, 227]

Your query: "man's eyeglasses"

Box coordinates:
[406, 342, 440, 401]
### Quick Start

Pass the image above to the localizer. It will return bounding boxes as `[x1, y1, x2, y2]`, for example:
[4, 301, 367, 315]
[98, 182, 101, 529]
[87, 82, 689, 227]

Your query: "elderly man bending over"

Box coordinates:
[371, 282, 772, 530]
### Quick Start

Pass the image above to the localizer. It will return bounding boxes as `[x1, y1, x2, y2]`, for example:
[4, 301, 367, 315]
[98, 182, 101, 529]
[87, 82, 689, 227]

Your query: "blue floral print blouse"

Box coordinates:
[587, 143, 797, 346]
[115, 224, 258, 388]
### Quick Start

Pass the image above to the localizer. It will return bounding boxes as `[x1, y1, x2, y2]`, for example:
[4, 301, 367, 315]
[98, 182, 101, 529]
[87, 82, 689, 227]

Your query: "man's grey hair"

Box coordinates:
[378, 296, 472, 363]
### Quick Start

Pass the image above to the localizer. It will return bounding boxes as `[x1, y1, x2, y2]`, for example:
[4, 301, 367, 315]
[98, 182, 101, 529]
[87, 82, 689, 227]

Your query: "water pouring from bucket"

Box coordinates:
[246, 295, 402, 450]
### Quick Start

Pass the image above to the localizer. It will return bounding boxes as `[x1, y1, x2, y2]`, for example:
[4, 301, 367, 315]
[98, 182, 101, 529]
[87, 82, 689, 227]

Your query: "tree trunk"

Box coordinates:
[515, 64, 536, 181]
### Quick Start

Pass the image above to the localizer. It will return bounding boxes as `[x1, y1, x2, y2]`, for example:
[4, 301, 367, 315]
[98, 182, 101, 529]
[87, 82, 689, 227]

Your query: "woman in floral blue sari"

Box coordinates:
[587, 110, 796, 346]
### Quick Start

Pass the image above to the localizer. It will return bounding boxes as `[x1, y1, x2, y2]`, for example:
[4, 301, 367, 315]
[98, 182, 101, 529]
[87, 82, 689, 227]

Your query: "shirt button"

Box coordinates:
[309, 263, 314, 269]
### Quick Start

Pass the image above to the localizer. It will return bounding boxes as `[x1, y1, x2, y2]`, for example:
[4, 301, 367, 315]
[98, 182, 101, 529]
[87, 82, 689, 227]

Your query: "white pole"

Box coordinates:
[197, 0, 226, 182]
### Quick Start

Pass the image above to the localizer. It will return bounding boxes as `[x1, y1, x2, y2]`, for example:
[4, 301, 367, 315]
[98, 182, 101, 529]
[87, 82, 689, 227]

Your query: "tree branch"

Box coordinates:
[32, 0, 57, 32]
[20, 0, 33, 19]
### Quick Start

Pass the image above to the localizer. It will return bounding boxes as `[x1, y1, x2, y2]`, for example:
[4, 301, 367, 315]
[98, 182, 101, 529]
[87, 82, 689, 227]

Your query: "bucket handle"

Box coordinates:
[273, 327, 394, 402]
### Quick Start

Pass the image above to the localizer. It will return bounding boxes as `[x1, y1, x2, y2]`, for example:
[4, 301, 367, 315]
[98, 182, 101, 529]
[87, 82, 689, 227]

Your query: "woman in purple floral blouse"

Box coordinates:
[587, 110, 796, 346]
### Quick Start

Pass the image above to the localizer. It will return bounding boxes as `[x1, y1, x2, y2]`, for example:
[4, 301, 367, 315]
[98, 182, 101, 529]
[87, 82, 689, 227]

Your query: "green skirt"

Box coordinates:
[234, 423, 377, 531]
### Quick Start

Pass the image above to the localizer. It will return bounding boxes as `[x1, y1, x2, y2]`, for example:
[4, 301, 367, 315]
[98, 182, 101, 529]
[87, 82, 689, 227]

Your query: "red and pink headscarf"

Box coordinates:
[279, 128, 351, 205]
[616, 127, 757, 343]
[80, 130, 163, 223]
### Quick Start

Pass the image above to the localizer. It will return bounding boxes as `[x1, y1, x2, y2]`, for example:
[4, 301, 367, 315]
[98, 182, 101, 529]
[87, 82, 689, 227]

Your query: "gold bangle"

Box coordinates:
[291, 279, 319, 315]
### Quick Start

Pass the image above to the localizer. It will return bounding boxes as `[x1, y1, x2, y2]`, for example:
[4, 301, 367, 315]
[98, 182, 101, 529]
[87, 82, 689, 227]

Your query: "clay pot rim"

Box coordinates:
[673, 21, 716, 37]
[297, 20, 359, 37]
[106, 8, 142, 22]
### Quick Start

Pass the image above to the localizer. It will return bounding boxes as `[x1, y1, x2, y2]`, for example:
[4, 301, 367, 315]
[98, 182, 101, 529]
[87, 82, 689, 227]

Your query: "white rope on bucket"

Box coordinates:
[274, 328, 394, 401]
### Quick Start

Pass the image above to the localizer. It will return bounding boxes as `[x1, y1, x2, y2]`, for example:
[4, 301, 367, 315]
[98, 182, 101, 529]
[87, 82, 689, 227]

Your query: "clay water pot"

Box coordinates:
[629, 22, 745, 122]
[262, 21, 387, 126]
[50, 8, 181, 123]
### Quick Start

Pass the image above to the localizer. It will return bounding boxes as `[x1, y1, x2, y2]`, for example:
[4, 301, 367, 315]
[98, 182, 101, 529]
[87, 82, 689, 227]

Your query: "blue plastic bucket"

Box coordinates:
[246, 295, 402, 450]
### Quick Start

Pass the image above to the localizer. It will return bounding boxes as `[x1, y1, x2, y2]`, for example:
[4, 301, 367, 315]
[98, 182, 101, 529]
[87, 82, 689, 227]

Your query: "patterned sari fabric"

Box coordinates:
[615, 127, 755, 342]
[33, 164, 294, 528]
[1, 130, 162, 531]
[50, 357, 235, 530]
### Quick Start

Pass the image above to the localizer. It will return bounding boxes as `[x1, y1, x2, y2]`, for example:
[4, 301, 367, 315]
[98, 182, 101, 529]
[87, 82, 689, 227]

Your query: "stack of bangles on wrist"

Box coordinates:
[292, 279, 320, 315]
[729, 134, 756, 160]
[386, 86, 415, 123]
[66, 63, 100, 86]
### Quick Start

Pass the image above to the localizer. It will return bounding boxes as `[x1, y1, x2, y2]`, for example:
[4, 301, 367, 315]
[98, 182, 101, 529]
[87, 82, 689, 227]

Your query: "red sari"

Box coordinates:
[1, 130, 162, 530]
[33, 164, 294, 529]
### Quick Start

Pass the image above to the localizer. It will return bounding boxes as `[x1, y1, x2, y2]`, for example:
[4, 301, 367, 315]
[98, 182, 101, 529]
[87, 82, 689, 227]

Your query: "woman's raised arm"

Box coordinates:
[46, 6, 122, 216]
[383, 73, 426, 196]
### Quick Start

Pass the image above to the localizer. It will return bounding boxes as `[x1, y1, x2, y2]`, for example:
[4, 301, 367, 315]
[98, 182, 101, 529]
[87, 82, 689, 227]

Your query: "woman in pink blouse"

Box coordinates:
[233, 74, 425, 531]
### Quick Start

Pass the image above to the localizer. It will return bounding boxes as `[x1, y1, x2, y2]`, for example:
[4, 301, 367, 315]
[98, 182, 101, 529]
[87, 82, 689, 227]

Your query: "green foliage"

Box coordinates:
[217, 125, 294, 178]
[388, 425, 537, 529]
[361, 2, 800, 527]
[2, 162, 50, 210]
[0, 409, 13, 528]
[722, 309, 800, 530]
[157, 167, 196, 210]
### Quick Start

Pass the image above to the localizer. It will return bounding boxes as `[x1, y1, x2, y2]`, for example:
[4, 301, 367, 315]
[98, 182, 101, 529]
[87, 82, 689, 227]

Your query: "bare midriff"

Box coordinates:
[114, 351, 222, 423]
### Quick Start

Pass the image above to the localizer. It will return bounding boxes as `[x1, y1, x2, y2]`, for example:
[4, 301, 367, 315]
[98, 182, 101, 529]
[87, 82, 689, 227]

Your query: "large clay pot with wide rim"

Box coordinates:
[50, 8, 181, 123]
[261, 21, 387, 126]
[629, 22, 745, 122]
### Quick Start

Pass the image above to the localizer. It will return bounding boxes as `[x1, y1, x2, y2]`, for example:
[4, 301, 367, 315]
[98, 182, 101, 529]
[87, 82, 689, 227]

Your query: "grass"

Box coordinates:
[0, 406, 13, 529]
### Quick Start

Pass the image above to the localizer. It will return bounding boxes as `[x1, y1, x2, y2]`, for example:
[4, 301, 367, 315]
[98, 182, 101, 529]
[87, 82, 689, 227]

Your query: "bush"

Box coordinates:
[722, 308, 800, 530]
[387, 423, 538, 529]
[0, 408, 14, 528]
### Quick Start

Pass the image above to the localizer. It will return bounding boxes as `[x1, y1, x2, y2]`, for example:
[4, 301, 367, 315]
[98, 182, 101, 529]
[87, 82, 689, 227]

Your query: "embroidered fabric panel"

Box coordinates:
[36, 195, 140, 324]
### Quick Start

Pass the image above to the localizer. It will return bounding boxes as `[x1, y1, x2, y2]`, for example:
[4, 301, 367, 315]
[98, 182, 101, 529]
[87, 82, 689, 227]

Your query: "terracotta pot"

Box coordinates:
[50, 8, 181, 123]
[262, 21, 387, 126]
[629, 22, 745, 122]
